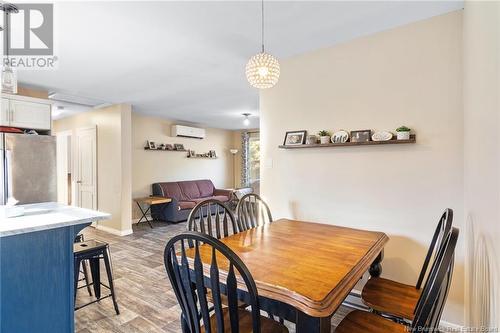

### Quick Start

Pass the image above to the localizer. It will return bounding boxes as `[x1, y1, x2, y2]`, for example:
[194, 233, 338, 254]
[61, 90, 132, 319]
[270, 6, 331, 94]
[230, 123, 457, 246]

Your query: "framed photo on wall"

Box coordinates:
[147, 141, 156, 150]
[283, 130, 307, 146]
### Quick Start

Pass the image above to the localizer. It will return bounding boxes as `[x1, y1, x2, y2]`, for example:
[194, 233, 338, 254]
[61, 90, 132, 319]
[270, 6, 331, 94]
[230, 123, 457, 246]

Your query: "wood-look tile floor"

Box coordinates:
[76, 221, 351, 333]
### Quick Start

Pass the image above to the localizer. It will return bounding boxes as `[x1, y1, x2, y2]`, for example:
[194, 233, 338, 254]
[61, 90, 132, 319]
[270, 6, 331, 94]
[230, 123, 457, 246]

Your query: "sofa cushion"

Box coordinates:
[191, 196, 230, 204]
[178, 201, 196, 210]
[159, 182, 187, 201]
[179, 181, 201, 200]
[197, 179, 215, 197]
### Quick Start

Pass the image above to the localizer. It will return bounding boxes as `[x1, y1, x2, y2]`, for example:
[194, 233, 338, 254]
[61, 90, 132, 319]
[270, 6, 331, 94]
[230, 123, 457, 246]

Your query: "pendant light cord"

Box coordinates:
[2, 4, 19, 60]
[261, 0, 265, 53]
[5, 11, 10, 58]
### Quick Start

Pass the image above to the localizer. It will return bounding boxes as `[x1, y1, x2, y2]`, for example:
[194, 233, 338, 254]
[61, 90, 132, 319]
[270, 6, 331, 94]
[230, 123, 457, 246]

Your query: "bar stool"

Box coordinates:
[74, 234, 92, 296]
[73, 240, 120, 314]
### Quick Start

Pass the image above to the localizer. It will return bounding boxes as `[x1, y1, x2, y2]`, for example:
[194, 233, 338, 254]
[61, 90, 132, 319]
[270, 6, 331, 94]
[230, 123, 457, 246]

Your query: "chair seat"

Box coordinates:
[361, 277, 421, 321]
[335, 310, 408, 333]
[201, 308, 288, 333]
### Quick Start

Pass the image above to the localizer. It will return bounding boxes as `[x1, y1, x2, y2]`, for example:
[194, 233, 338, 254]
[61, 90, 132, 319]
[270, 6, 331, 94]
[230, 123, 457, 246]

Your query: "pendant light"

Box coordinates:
[1, 3, 19, 94]
[245, 0, 280, 89]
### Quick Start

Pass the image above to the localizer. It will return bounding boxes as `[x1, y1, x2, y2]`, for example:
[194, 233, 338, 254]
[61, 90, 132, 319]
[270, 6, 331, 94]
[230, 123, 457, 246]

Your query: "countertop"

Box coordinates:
[0, 202, 110, 237]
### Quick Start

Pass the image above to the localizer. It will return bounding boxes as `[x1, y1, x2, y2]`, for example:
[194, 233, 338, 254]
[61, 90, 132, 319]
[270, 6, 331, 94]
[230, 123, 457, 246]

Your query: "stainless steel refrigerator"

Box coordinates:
[0, 133, 57, 205]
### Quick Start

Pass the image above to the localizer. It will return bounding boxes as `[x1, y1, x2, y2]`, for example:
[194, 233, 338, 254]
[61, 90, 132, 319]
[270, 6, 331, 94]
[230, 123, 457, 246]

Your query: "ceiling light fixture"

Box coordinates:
[242, 113, 251, 127]
[245, 0, 280, 89]
[1, 3, 19, 94]
[52, 106, 65, 118]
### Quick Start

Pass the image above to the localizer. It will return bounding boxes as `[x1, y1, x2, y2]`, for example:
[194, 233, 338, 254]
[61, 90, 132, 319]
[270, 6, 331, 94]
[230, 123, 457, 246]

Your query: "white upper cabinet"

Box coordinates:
[1, 98, 9, 126]
[9, 100, 51, 130]
[1, 96, 52, 130]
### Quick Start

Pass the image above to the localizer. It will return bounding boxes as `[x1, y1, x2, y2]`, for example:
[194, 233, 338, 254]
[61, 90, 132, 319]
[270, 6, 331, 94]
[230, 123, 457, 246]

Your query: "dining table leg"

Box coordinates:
[296, 311, 332, 333]
[369, 250, 384, 277]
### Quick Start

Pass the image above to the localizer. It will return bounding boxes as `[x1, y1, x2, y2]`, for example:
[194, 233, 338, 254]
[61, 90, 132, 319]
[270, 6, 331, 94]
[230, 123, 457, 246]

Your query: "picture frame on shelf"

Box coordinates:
[147, 141, 156, 150]
[350, 130, 371, 143]
[209, 150, 216, 158]
[174, 143, 184, 151]
[165, 144, 173, 151]
[283, 130, 307, 146]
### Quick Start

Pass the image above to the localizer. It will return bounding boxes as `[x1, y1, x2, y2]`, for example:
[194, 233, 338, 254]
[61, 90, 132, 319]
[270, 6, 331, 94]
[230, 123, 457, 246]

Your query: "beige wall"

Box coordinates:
[53, 104, 133, 235]
[131, 113, 234, 219]
[463, 1, 500, 328]
[261, 11, 465, 325]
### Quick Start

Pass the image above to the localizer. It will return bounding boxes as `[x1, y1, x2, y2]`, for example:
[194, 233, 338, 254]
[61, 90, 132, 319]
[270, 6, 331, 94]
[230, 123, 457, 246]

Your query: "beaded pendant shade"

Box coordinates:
[245, 0, 280, 89]
[245, 52, 280, 89]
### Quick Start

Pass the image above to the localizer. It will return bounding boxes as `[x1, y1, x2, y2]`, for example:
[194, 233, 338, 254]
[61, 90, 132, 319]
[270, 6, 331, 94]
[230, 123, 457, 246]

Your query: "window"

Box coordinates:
[241, 131, 260, 194]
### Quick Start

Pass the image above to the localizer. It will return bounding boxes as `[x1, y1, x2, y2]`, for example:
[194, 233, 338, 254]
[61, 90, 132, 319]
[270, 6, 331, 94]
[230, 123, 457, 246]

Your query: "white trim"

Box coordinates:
[2, 93, 53, 105]
[95, 224, 133, 236]
[439, 320, 463, 331]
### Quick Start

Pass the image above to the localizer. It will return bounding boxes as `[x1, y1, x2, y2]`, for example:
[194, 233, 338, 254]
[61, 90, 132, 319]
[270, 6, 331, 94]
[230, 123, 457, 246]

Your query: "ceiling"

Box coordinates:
[18, 1, 463, 130]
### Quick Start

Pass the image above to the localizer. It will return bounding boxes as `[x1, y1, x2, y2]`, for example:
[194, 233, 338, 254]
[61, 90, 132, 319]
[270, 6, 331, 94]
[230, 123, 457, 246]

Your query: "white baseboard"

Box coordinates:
[439, 320, 463, 331]
[95, 224, 133, 236]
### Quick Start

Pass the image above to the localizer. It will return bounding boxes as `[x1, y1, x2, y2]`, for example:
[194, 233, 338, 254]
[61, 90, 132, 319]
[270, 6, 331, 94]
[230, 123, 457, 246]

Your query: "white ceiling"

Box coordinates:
[18, 1, 463, 130]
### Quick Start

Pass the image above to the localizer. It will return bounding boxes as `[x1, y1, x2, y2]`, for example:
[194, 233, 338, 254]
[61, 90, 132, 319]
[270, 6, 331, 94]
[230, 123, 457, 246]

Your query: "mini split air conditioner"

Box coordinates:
[171, 125, 206, 139]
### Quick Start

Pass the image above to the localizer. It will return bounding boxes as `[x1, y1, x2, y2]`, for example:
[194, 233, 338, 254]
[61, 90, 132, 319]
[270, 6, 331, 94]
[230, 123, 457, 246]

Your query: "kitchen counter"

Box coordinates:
[0, 202, 110, 237]
[0, 203, 111, 333]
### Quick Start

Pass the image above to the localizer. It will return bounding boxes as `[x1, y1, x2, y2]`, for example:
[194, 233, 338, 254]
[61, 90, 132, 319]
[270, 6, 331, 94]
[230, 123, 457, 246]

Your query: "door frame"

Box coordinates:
[74, 126, 98, 212]
[55, 130, 72, 205]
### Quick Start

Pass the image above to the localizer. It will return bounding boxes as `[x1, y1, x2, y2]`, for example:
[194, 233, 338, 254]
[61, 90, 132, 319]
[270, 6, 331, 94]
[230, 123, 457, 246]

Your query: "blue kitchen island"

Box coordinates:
[0, 203, 110, 333]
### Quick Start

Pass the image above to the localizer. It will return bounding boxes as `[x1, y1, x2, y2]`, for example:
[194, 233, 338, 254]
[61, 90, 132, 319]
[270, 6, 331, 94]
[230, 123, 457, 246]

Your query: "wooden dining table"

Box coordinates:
[185, 218, 389, 333]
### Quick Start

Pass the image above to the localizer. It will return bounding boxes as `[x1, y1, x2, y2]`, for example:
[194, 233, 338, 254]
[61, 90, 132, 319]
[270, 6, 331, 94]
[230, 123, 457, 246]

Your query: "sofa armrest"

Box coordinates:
[214, 188, 233, 199]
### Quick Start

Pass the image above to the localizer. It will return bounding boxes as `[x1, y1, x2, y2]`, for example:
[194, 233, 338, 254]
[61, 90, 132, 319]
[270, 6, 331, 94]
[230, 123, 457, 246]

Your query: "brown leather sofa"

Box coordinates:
[151, 179, 232, 223]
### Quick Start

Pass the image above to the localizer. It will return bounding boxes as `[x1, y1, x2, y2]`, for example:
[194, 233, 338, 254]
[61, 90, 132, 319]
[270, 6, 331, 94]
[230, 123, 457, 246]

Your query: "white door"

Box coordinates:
[10, 99, 51, 130]
[75, 127, 97, 210]
[1, 98, 10, 126]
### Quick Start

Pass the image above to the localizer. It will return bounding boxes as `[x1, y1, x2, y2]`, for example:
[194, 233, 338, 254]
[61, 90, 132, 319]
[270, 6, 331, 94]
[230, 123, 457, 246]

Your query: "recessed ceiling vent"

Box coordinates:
[48, 92, 109, 108]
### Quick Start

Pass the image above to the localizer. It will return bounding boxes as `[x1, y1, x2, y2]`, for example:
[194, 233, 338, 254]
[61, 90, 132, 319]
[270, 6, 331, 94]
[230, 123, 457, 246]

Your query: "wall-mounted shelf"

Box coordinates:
[187, 156, 218, 159]
[278, 135, 416, 149]
[144, 147, 187, 152]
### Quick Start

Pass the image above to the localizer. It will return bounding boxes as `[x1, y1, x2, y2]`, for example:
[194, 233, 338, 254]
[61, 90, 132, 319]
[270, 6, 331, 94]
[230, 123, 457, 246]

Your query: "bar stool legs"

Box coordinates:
[89, 257, 101, 299]
[75, 234, 92, 296]
[81, 261, 92, 296]
[74, 240, 119, 315]
[103, 246, 120, 315]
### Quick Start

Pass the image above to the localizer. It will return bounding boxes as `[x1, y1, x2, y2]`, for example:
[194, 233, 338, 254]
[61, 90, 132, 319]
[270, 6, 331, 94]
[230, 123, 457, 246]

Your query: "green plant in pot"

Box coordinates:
[396, 126, 411, 140]
[318, 130, 331, 144]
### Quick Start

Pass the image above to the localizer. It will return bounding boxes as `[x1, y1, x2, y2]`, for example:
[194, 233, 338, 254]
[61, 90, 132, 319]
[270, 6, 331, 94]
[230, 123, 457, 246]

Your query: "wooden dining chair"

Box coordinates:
[336, 227, 458, 333]
[187, 199, 243, 239]
[187, 199, 248, 309]
[164, 231, 288, 333]
[236, 194, 273, 231]
[361, 208, 453, 322]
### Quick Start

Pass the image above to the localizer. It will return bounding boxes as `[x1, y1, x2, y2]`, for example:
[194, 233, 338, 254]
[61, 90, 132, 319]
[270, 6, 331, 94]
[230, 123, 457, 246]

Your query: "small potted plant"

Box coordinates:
[396, 126, 411, 140]
[318, 130, 331, 144]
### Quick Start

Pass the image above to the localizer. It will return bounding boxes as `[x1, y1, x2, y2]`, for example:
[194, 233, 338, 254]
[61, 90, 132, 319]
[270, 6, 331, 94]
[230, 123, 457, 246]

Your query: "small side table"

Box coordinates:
[134, 196, 172, 228]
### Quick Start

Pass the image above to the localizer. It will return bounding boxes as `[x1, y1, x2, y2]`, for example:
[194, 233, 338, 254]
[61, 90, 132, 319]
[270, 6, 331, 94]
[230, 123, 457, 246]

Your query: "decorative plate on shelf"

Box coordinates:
[372, 131, 393, 142]
[331, 130, 349, 143]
